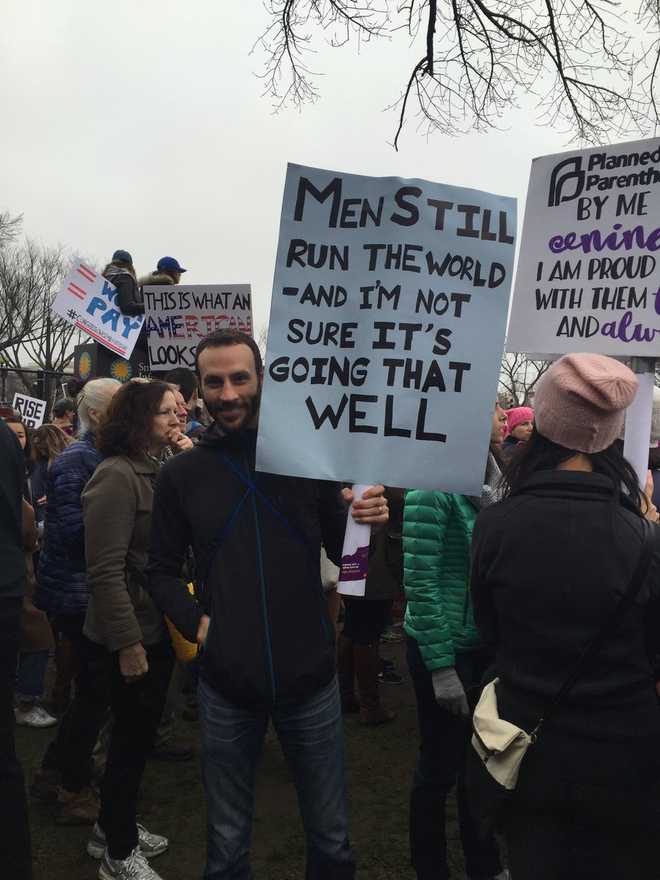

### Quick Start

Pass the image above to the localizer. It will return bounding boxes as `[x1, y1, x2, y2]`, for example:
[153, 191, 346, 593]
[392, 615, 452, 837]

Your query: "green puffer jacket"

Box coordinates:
[403, 490, 483, 670]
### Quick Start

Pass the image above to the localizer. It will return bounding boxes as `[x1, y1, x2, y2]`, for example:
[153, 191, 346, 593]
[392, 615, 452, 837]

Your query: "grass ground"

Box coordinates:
[17, 641, 467, 880]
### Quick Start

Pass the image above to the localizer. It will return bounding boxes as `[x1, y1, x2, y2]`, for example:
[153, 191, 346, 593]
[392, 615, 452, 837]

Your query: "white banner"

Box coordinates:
[508, 137, 660, 357]
[12, 392, 46, 429]
[143, 284, 253, 370]
[52, 261, 144, 360]
[256, 163, 517, 494]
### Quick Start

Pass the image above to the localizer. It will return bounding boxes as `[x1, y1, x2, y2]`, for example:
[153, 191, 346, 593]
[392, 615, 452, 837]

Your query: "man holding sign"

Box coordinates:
[147, 329, 388, 879]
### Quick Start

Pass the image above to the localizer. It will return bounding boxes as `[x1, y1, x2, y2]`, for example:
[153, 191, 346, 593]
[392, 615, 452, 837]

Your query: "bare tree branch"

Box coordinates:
[499, 353, 551, 406]
[0, 240, 82, 375]
[255, 0, 660, 146]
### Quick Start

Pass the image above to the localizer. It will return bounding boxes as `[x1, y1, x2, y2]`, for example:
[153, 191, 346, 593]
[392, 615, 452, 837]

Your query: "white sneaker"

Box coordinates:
[98, 847, 164, 880]
[15, 705, 58, 728]
[88, 822, 168, 859]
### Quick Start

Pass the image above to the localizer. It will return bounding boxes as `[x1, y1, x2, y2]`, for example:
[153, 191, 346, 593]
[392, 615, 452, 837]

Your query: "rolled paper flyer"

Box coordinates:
[338, 484, 372, 598]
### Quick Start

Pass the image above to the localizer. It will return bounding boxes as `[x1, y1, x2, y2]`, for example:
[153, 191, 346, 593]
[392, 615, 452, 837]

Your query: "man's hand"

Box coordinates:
[119, 642, 148, 683]
[342, 485, 389, 526]
[197, 614, 210, 647]
[431, 667, 469, 717]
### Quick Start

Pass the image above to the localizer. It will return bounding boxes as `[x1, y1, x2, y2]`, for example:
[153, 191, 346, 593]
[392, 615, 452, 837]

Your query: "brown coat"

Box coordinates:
[20, 499, 55, 653]
[82, 454, 166, 652]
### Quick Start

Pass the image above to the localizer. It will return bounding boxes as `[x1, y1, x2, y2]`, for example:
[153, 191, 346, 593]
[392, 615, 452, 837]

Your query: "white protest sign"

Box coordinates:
[12, 393, 46, 429]
[256, 163, 517, 494]
[143, 285, 253, 370]
[52, 261, 144, 360]
[508, 137, 660, 357]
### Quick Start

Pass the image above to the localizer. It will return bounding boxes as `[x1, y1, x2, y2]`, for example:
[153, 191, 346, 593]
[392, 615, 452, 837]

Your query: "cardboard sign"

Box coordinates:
[143, 285, 253, 370]
[256, 163, 517, 494]
[12, 393, 46, 429]
[52, 261, 144, 360]
[508, 137, 660, 357]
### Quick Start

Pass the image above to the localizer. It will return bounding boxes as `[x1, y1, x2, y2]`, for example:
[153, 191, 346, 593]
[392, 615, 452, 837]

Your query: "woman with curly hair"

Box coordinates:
[81, 380, 181, 880]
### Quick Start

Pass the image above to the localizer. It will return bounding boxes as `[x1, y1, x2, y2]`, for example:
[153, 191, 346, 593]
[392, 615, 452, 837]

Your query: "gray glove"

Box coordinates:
[431, 667, 469, 717]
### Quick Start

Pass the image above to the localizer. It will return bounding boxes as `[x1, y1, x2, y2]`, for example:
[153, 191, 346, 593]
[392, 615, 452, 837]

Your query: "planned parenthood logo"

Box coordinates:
[547, 157, 585, 207]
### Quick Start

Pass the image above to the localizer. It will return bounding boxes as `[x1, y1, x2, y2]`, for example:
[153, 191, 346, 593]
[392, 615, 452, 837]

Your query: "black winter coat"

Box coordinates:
[147, 426, 347, 709]
[0, 420, 26, 598]
[103, 265, 144, 316]
[471, 470, 660, 741]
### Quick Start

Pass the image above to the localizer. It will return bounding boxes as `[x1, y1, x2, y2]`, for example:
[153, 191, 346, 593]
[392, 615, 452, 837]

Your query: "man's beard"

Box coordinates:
[206, 389, 261, 434]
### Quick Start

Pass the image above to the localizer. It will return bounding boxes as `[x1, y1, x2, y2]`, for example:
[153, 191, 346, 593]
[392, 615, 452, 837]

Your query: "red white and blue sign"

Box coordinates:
[53, 261, 144, 359]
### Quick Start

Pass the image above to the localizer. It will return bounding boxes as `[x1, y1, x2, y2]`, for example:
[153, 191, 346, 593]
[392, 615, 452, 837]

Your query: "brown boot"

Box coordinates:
[55, 786, 100, 825]
[337, 634, 359, 713]
[354, 643, 396, 726]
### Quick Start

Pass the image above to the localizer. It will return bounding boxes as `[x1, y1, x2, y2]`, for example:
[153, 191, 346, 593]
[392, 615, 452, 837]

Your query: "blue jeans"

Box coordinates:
[198, 675, 355, 880]
[16, 649, 49, 701]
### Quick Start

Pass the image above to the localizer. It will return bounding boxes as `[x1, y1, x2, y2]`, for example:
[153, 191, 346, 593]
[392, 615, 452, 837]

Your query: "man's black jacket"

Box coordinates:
[147, 426, 347, 709]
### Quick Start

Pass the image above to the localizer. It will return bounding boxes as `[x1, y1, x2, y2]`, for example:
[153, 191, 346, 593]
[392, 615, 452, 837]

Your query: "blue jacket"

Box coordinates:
[35, 433, 101, 616]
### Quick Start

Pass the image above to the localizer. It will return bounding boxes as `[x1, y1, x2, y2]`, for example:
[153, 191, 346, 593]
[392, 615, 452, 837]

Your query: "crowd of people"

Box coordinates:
[1, 265, 660, 880]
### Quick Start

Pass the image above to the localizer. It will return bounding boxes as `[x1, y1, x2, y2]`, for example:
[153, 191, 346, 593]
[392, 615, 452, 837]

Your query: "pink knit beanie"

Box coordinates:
[506, 406, 534, 436]
[534, 353, 638, 454]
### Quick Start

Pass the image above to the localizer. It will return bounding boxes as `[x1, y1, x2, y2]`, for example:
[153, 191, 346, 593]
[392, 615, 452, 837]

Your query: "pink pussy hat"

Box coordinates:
[506, 406, 534, 436]
[534, 353, 638, 454]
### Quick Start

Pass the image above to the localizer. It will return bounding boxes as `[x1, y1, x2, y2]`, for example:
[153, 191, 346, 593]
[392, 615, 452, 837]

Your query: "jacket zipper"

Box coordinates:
[247, 460, 277, 703]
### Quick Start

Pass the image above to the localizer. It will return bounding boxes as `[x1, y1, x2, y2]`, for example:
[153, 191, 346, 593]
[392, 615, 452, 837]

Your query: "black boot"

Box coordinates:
[337, 634, 359, 713]
[354, 643, 396, 725]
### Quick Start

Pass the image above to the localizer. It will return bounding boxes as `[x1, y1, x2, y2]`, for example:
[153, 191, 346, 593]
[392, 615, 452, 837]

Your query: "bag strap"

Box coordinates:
[533, 518, 656, 739]
[195, 487, 251, 609]
[195, 449, 322, 608]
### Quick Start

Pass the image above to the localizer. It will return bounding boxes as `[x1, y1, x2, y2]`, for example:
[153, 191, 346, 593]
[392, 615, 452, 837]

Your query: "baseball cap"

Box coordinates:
[157, 256, 187, 274]
[112, 249, 133, 264]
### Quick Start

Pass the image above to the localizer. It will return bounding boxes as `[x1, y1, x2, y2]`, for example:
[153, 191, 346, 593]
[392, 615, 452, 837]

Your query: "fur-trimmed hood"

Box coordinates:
[138, 271, 177, 286]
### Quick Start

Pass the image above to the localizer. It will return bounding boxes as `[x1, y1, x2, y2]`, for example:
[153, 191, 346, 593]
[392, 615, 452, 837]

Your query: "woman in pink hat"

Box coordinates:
[469, 353, 660, 880]
[501, 406, 534, 461]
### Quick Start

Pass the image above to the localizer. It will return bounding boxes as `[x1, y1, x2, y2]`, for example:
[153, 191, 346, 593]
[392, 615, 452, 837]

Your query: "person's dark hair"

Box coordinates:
[52, 398, 76, 419]
[501, 427, 643, 511]
[649, 447, 660, 471]
[65, 378, 85, 399]
[164, 367, 198, 403]
[96, 380, 172, 458]
[195, 329, 263, 377]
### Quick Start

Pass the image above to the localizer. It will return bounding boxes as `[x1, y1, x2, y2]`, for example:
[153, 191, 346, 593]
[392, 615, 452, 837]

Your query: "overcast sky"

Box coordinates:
[1, 2, 604, 337]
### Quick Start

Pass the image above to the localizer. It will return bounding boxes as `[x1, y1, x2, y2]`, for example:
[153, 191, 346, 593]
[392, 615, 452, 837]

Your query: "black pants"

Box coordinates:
[503, 729, 660, 879]
[342, 598, 390, 646]
[0, 597, 31, 879]
[406, 637, 501, 880]
[42, 616, 111, 791]
[99, 640, 173, 860]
